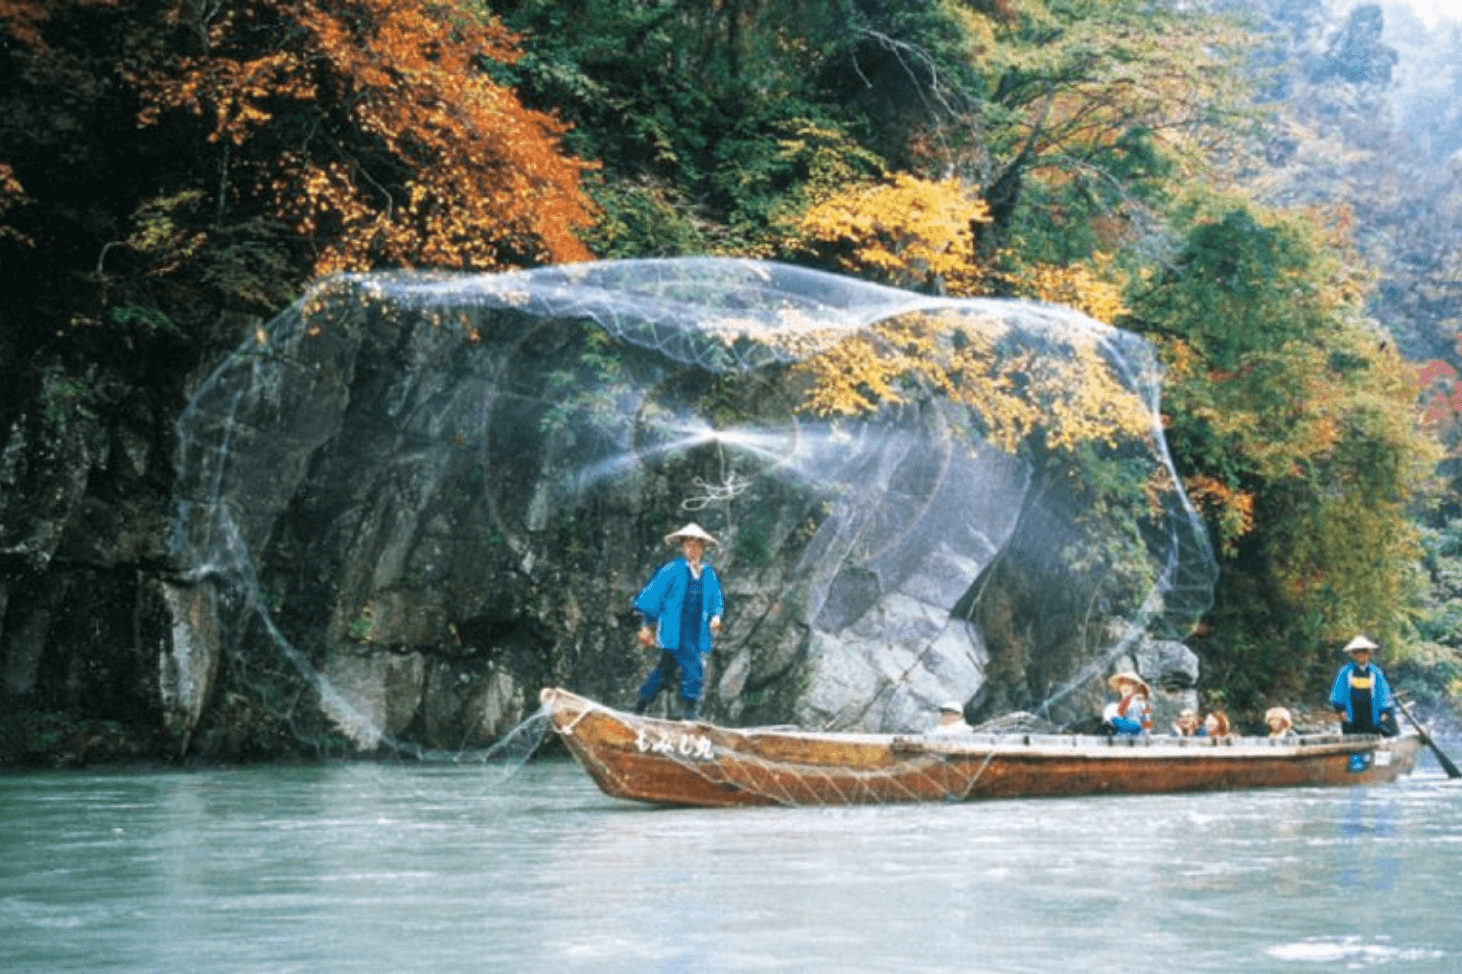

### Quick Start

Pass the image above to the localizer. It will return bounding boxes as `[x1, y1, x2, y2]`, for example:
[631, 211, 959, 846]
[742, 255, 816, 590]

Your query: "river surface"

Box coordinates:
[4, 751, 1461, 974]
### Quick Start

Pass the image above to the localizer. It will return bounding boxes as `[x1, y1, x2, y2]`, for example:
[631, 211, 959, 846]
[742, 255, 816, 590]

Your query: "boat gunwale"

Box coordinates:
[542, 688, 1412, 761]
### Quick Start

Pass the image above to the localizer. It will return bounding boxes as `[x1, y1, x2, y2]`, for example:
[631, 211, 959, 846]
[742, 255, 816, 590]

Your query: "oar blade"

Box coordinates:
[1396, 695, 1462, 779]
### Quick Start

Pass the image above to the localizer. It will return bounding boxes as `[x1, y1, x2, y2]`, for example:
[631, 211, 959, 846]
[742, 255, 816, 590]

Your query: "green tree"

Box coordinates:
[498, 0, 886, 256]
[774, 0, 1262, 262]
[1125, 194, 1439, 707]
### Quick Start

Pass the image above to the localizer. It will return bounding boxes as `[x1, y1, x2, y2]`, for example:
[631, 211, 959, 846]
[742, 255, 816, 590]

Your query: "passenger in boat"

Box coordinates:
[1328, 635, 1397, 736]
[1200, 710, 1230, 738]
[1265, 706, 1297, 738]
[930, 701, 973, 735]
[631, 522, 725, 721]
[1102, 672, 1152, 737]
[1171, 708, 1201, 736]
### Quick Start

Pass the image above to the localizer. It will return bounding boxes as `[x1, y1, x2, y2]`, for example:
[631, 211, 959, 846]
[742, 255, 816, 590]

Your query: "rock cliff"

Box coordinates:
[1, 259, 1214, 762]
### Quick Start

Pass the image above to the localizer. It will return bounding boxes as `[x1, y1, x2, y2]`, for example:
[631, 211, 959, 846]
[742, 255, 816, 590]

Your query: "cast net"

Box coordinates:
[169, 257, 1217, 762]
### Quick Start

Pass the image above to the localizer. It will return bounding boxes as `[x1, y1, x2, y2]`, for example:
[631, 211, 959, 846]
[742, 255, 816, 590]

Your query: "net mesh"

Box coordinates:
[169, 257, 1217, 758]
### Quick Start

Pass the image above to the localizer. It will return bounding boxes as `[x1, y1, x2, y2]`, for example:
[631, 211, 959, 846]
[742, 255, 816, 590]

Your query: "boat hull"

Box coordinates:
[540, 688, 1421, 808]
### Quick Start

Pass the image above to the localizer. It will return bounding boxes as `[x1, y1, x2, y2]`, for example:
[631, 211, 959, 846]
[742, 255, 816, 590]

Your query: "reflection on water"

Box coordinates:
[2, 757, 1460, 973]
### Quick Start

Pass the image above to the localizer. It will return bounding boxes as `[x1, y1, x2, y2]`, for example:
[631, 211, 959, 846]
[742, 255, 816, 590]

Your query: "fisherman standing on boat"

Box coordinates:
[631, 523, 724, 721]
[1102, 672, 1152, 737]
[1329, 635, 1396, 736]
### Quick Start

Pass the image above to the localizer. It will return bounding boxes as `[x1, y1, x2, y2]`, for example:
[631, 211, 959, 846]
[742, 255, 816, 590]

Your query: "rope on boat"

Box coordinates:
[549, 694, 597, 736]
[956, 747, 999, 801]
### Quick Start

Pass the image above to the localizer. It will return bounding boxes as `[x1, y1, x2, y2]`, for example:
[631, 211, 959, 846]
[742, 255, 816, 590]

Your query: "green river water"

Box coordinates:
[3, 755, 1460, 973]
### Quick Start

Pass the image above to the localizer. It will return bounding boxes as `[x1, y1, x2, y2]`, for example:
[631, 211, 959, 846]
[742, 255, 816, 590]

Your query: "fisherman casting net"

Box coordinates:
[169, 257, 1217, 759]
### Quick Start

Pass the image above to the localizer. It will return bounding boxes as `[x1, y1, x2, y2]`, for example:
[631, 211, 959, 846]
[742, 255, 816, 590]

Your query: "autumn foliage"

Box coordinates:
[1129, 200, 1439, 699]
[0, 0, 595, 347]
[2, 0, 1458, 741]
[791, 309, 1154, 457]
[784, 175, 991, 295]
[131, 0, 595, 276]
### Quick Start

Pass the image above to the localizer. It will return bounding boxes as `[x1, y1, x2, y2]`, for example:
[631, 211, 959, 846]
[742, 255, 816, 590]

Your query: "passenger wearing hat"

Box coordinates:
[930, 700, 973, 736]
[631, 523, 725, 721]
[1102, 671, 1152, 737]
[1200, 710, 1230, 738]
[1328, 635, 1396, 736]
[1265, 706, 1297, 739]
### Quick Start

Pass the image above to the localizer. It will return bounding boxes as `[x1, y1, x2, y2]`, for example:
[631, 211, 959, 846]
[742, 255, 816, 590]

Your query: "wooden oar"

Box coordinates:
[1394, 694, 1462, 779]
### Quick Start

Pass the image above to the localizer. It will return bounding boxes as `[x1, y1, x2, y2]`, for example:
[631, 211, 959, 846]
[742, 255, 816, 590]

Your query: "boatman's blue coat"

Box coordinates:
[634, 557, 724, 656]
[1328, 661, 1394, 728]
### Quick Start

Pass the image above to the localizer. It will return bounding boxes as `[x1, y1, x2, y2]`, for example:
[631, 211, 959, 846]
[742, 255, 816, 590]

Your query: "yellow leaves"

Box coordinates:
[1007, 254, 1129, 324]
[279, 0, 595, 272]
[0, 162, 25, 201]
[139, 49, 314, 146]
[0, 0, 113, 51]
[792, 310, 1154, 457]
[124, 190, 207, 274]
[794, 333, 910, 417]
[786, 174, 991, 294]
[0, 161, 34, 246]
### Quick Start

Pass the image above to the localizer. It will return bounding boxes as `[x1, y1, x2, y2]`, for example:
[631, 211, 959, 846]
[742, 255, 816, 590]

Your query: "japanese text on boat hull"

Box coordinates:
[635, 727, 714, 761]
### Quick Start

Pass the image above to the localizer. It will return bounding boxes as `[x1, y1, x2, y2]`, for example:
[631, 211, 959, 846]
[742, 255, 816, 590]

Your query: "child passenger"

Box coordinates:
[1200, 710, 1231, 738]
[1103, 672, 1152, 737]
[1265, 706, 1297, 738]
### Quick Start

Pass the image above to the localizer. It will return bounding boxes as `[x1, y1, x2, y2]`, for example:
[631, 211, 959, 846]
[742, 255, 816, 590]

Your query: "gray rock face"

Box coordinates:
[163, 258, 1215, 753]
[153, 580, 223, 748]
[790, 429, 1025, 732]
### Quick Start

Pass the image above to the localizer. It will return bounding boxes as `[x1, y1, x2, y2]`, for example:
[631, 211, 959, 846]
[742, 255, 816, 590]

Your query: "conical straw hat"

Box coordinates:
[1107, 671, 1151, 695]
[663, 522, 718, 546]
[1343, 635, 1378, 654]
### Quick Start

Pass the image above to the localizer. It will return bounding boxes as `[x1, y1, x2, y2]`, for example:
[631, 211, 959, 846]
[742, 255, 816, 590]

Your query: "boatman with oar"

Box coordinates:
[631, 522, 725, 721]
[1329, 635, 1397, 736]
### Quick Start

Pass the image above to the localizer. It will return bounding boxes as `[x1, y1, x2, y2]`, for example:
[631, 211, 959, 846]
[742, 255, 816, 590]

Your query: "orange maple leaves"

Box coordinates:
[133, 0, 596, 275]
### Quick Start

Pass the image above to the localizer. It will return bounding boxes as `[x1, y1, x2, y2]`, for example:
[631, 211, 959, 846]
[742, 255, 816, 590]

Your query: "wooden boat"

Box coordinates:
[540, 687, 1421, 808]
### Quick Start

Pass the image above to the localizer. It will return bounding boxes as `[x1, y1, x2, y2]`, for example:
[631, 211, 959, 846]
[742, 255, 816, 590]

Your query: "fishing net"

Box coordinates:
[169, 257, 1217, 759]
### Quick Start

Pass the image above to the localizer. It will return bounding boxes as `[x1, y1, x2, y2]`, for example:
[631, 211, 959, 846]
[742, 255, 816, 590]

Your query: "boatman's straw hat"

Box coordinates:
[1343, 635, 1379, 654]
[1108, 671, 1151, 695]
[664, 522, 719, 547]
[939, 701, 964, 714]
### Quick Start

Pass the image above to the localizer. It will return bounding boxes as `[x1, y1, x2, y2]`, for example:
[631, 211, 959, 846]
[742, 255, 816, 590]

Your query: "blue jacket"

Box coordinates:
[634, 557, 724, 655]
[1328, 661, 1393, 726]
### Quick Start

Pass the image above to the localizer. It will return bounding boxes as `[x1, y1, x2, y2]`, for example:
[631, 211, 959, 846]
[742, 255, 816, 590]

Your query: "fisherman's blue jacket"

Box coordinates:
[634, 557, 724, 655]
[1328, 661, 1394, 726]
